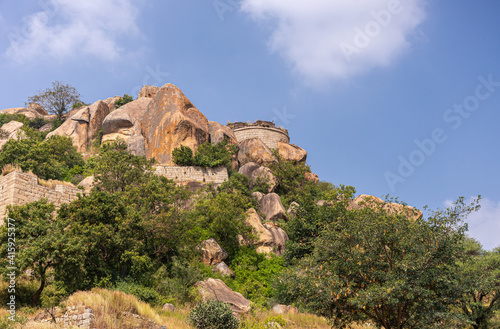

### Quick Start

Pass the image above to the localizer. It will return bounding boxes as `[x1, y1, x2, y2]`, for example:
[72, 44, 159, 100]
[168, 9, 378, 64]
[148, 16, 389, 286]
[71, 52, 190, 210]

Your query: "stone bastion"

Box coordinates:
[229, 121, 290, 149]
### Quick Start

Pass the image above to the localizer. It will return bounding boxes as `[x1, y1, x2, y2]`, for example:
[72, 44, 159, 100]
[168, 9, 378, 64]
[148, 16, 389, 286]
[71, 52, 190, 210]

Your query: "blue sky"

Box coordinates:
[1, 0, 499, 249]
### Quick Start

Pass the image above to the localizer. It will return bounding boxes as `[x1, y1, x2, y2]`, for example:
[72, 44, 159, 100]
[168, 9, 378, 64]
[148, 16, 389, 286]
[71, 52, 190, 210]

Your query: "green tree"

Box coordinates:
[114, 94, 134, 109]
[171, 141, 236, 169]
[457, 239, 500, 329]
[276, 197, 480, 329]
[27, 81, 82, 121]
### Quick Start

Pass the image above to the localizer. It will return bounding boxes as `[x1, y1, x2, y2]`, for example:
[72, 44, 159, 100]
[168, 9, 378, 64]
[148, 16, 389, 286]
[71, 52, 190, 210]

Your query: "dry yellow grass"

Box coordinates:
[1, 164, 23, 176]
[37, 178, 76, 189]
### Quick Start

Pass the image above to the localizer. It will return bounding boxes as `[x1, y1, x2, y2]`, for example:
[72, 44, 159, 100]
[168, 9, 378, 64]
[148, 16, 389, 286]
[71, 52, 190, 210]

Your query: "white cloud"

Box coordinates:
[4, 0, 142, 63]
[465, 198, 500, 251]
[241, 0, 426, 83]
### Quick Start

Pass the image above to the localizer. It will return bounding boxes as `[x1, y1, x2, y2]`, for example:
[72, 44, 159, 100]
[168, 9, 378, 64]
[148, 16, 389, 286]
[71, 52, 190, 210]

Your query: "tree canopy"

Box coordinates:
[27, 81, 82, 121]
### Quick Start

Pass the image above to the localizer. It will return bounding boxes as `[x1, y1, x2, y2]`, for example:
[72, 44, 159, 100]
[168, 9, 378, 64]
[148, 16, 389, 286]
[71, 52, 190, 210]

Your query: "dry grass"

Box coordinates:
[1, 164, 23, 176]
[37, 178, 76, 189]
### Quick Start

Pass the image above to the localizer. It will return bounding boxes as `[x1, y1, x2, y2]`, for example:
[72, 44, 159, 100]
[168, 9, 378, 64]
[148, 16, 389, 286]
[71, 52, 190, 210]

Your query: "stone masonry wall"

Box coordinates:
[0, 171, 80, 223]
[154, 165, 228, 184]
[233, 126, 290, 149]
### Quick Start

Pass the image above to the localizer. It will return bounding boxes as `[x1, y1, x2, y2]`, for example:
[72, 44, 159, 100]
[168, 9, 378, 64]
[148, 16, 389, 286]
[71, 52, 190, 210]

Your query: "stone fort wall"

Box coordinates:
[0, 171, 81, 223]
[233, 126, 290, 149]
[154, 165, 228, 184]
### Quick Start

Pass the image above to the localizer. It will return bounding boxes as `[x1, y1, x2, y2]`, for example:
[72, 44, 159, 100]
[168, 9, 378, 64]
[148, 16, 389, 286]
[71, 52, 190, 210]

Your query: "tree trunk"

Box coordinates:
[32, 273, 46, 307]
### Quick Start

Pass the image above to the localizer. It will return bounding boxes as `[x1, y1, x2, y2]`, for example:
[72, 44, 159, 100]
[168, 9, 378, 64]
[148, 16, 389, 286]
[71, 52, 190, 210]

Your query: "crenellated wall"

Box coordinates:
[233, 126, 290, 149]
[0, 171, 81, 224]
[153, 165, 228, 184]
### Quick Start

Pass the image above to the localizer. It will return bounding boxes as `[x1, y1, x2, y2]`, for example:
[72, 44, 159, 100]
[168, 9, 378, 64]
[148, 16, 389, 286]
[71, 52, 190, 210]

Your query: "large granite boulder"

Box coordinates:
[103, 96, 122, 112]
[213, 261, 235, 278]
[142, 84, 209, 165]
[28, 103, 49, 116]
[208, 121, 237, 145]
[259, 193, 288, 222]
[238, 162, 277, 193]
[277, 142, 307, 163]
[1, 107, 43, 120]
[78, 176, 95, 193]
[102, 98, 151, 156]
[240, 209, 288, 255]
[46, 100, 110, 152]
[0, 121, 25, 150]
[138, 85, 160, 99]
[237, 138, 275, 166]
[199, 238, 228, 266]
[195, 278, 251, 314]
[349, 194, 422, 220]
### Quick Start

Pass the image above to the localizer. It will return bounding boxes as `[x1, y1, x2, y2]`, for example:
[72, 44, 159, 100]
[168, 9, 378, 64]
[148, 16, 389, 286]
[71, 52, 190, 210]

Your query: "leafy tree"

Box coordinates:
[457, 238, 500, 329]
[172, 141, 236, 168]
[276, 197, 480, 329]
[172, 145, 194, 166]
[27, 81, 82, 121]
[115, 94, 134, 109]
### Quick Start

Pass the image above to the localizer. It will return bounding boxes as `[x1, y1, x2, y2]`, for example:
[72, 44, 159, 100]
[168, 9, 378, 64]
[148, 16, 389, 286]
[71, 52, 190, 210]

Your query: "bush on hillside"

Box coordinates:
[172, 141, 236, 168]
[188, 300, 239, 329]
[115, 94, 134, 109]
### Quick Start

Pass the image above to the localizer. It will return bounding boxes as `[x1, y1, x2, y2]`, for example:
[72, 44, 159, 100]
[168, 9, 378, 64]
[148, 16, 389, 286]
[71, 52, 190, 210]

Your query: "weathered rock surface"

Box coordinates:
[78, 176, 95, 193]
[195, 278, 251, 314]
[199, 238, 228, 266]
[213, 261, 235, 277]
[277, 142, 307, 163]
[103, 96, 122, 112]
[239, 162, 277, 193]
[47, 100, 110, 152]
[272, 304, 298, 315]
[240, 209, 288, 255]
[259, 193, 288, 222]
[349, 194, 423, 220]
[1, 107, 44, 120]
[162, 303, 176, 312]
[138, 85, 160, 99]
[28, 103, 49, 116]
[142, 84, 209, 165]
[0, 121, 25, 150]
[102, 98, 151, 156]
[38, 123, 53, 132]
[287, 201, 300, 220]
[237, 138, 275, 166]
[305, 172, 319, 184]
[208, 121, 238, 145]
[252, 191, 264, 202]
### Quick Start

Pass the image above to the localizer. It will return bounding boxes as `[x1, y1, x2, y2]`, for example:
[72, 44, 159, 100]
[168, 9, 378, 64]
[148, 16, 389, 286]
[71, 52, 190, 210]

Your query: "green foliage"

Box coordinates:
[0, 113, 48, 131]
[172, 141, 236, 168]
[0, 134, 84, 181]
[188, 300, 239, 329]
[115, 94, 134, 109]
[27, 81, 82, 121]
[71, 101, 89, 109]
[115, 281, 166, 306]
[457, 238, 500, 329]
[276, 197, 480, 329]
[227, 247, 285, 306]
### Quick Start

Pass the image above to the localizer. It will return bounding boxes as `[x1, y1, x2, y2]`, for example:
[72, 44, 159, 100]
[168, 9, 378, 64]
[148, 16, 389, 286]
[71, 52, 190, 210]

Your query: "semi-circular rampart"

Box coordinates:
[233, 126, 290, 149]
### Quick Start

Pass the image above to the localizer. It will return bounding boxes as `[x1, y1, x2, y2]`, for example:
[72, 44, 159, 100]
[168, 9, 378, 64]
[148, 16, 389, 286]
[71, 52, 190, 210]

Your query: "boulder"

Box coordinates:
[78, 176, 95, 193]
[237, 138, 275, 166]
[46, 100, 110, 152]
[238, 162, 277, 193]
[0, 107, 43, 120]
[287, 202, 300, 219]
[305, 172, 319, 184]
[240, 209, 288, 255]
[213, 261, 235, 278]
[252, 191, 264, 202]
[142, 84, 209, 165]
[0, 121, 25, 150]
[103, 96, 122, 112]
[28, 103, 49, 116]
[138, 85, 160, 99]
[349, 194, 422, 220]
[208, 121, 238, 145]
[259, 193, 288, 222]
[272, 304, 298, 315]
[38, 123, 53, 132]
[199, 238, 228, 266]
[102, 98, 151, 156]
[277, 142, 307, 163]
[195, 278, 251, 314]
[162, 303, 176, 312]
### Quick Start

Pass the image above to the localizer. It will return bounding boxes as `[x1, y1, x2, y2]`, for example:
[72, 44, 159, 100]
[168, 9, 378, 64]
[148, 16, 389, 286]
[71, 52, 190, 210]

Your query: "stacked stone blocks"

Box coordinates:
[233, 126, 290, 149]
[154, 165, 228, 184]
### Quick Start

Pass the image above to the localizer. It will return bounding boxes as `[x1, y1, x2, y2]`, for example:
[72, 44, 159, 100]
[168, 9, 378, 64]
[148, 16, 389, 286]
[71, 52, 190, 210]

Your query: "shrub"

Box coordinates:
[188, 300, 239, 329]
[172, 145, 194, 166]
[115, 94, 134, 109]
[172, 141, 236, 168]
[115, 281, 166, 306]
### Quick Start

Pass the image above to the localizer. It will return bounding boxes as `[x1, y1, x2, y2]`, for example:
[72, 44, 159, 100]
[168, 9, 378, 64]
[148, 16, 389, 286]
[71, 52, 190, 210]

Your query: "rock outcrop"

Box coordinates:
[240, 209, 288, 255]
[272, 304, 298, 315]
[28, 103, 49, 116]
[0, 121, 24, 150]
[349, 194, 423, 220]
[277, 142, 307, 163]
[138, 85, 160, 99]
[259, 193, 288, 222]
[213, 261, 235, 277]
[195, 278, 251, 314]
[239, 162, 277, 193]
[237, 138, 275, 166]
[1, 107, 45, 120]
[208, 121, 238, 145]
[287, 202, 300, 220]
[305, 172, 319, 184]
[199, 238, 228, 266]
[46, 100, 110, 152]
[142, 84, 209, 165]
[162, 303, 176, 312]
[102, 98, 151, 156]
[78, 176, 95, 193]
[103, 96, 122, 112]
